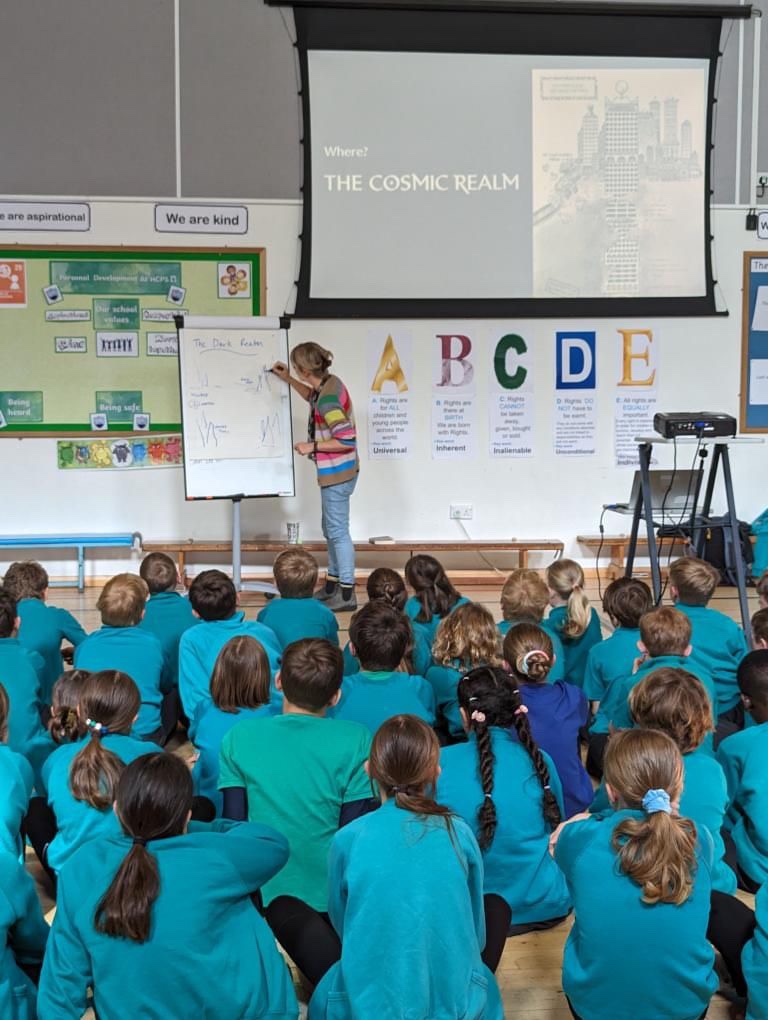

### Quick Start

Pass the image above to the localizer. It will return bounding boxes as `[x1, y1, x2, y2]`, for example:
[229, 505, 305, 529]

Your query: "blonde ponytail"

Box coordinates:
[604, 729, 698, 906]
[547, 559, 591, 639]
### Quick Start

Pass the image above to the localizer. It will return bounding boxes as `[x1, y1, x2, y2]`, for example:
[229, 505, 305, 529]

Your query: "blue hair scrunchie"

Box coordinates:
[642, 788, 672, 815]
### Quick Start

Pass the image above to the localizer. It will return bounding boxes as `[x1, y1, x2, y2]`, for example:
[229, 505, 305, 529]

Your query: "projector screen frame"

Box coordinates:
[287, 1, 750, 319]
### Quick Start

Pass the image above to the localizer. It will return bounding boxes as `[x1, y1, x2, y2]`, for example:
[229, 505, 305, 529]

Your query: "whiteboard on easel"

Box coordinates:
[177, 316, 295, 499]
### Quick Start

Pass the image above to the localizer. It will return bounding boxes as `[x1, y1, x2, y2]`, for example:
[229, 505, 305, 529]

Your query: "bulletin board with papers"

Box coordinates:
[741, 253, 768, 432]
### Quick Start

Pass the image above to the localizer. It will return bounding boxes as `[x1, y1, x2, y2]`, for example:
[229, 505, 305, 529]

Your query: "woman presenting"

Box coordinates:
[272, 342, 359, 612]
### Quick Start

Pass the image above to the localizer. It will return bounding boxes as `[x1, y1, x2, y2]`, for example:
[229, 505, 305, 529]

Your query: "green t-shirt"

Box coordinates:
[218, 712, 372, 910]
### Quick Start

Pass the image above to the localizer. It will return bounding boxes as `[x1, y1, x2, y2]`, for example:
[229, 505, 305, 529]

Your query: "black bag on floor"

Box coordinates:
[697, 514, 754, 586]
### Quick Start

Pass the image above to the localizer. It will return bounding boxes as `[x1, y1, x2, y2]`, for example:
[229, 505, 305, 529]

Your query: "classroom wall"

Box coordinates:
[1, 199, 766, 581]
[2, 0, 767, 581]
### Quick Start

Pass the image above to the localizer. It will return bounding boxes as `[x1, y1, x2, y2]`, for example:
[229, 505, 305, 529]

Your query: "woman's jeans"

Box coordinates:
[320, 474, 358, 584]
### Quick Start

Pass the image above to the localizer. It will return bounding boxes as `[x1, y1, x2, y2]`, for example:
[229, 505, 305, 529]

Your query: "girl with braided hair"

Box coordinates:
[26, 670, 163, 880]
[503, 623, 592, 817]
[437, 665, 571, 958]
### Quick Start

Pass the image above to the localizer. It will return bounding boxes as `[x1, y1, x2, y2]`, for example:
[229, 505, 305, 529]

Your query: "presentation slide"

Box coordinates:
[307, 51, 709, 302]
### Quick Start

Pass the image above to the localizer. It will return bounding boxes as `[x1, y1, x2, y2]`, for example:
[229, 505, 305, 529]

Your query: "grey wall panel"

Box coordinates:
[0, 0, 176, 196]
[179, 0, 302, 199]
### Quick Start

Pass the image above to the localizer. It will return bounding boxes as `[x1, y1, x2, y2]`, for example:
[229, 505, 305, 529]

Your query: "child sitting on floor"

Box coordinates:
[498, 569, 566, 684]
[329, 601, 435, 733]
[583, 577, 652, 712]
[545, 559, 603, 688]
[503, 624, 592, 817]
[404, 554, 469, 648]
[139, 552, 198, 691]
[426, 602, 502, 740]
[343, 568, 431, 677]
[3, 560, 87, 704]
[669, 556, 748, 721]
[192, 635, 275, 815]
[257, 547, 339, 647]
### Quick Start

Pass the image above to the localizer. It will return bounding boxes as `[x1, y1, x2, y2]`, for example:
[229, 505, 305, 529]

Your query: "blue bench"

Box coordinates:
[0, 533, 142, 591]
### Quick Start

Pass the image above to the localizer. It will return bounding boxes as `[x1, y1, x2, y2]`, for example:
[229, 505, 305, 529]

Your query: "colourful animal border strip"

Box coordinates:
[56, 435, 183, 470]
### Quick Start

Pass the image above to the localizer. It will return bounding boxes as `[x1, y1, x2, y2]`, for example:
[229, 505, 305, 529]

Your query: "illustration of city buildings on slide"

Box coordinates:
[532, 67, 707, 298]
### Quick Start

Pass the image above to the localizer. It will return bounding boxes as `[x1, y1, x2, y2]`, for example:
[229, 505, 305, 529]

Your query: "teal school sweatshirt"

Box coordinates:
[555, 811, 717, 1020]
[547, 605, 603, 688]
[717, 721, 768, 887]
[583, 626, 641, 704]
[742, 882, 768, 1020]
[74, 626, 166, 737]
[0, 850, 48, 1020]
[37, 820, 298, 1020]
[309, 800, 503, 1020]
[328, 670, 436, 733]
[16, 597, 87, 704]
[0, 638, 54, 788]
[676, 602, 749, 715]
[178, 613, 281, 732]
[438, 728, 571, 925]
[257, 596, 339, 648]
[0, 745, 33, 860]
[139, 590, 199, 689]
[42, 733, 163, 875]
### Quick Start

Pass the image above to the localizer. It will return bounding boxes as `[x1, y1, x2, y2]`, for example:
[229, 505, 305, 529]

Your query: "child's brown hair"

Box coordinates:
[210, 636, 271, 714]
[0, 682, 9, 742]
[2, 561, 48, 601]
[139, 553, 177, 595]
[668, 557, 719, 606]
[279, 638, 342, 712]
[629, 667, 713, 754]
[502, 623, 555, 685]
[273, 548, 318, 600]
[96, 574, 148, 627]
[753, 607, 768, 648]
[500, 569, 549, 623]
[349, 602, 411, 673]
[49, 669, 90, 745]
[70, 671, 141, 809]
[546, 559, 591, 639]
[604, 728, 697, 906]
[432, 603, 501, 670]
[639, 607, 691, 658]
[366, 568, 407, 612]
[404, 554, 461, 624]
[602, 577, 653, 630]
[368, 714, 454, 829]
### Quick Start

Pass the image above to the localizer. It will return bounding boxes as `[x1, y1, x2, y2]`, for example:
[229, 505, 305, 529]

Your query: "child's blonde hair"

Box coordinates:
[604, 728, 697, 906]
[96, 574, 148, 627]
[500, 569, 549, 623]
[546, 559, 591, 639]
[273, 547, 318, 599]
[639, 607, 691, 658]
[628, 667, 713, 755]
[668, 557, 719, 606]
[432, 603, 501, 670]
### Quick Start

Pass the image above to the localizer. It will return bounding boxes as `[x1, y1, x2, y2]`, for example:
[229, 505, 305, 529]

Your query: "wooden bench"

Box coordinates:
[577, 532, 757, 580]
[142, 538, 564, 586]
[0, 533, 142, 591]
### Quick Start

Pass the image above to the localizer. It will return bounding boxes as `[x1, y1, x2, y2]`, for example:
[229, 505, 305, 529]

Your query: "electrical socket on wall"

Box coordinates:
[449, 503, 473, 520]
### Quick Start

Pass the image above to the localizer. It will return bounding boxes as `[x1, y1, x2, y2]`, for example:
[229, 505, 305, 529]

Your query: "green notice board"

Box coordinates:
[0, 247, 265, 434]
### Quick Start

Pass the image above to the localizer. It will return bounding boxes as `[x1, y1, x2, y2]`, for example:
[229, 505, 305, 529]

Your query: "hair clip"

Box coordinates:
[86, 718, 109, 736]
[470, 709, 487, 724]
[543, 784, 551, 791]
[484, 793, 493, 800]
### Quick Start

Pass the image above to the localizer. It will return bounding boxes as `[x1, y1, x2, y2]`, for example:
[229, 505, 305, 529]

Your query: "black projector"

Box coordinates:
[653, 411, 737, 439]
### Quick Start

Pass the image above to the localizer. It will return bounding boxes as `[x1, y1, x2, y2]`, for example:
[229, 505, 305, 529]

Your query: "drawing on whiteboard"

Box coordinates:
[181, 330, 288, 462]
